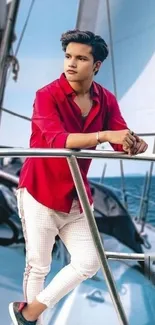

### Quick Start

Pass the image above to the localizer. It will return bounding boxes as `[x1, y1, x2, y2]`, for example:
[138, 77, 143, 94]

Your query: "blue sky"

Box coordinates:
[1, 0, 155, 177]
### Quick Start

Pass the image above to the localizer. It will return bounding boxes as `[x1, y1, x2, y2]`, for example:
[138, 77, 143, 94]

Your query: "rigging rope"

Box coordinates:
[1, 106, 31, 121]
[7, 0, 36, 82]
[14, 0, 36, 57]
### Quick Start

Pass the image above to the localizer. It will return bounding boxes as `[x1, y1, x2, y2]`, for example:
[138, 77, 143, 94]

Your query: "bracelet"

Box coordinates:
[96, 131, 102, 144]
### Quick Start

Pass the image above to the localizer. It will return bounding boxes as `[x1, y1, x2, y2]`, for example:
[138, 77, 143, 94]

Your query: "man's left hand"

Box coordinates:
[123, 137, 148, 155]
[133, 138, 148, 154]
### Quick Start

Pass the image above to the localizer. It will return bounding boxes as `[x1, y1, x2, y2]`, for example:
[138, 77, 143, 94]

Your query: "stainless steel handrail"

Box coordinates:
[1, 147, 155, 325]
[137, 132, 155, 137]
[0, 148, 155, 161]
[67, 155, 128, 324]
[0, 170, 19, 184]
[106, 252, 145, 261]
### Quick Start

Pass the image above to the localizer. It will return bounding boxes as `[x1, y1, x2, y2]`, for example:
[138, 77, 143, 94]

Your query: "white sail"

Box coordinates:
[95, 0, 155, 134]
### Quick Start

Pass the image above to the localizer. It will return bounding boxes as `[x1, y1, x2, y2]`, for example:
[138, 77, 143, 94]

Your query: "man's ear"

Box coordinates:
[94, 61, 102, 73]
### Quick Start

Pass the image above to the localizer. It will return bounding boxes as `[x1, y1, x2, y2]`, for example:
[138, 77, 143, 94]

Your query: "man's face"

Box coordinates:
[64, 42, 100, 82]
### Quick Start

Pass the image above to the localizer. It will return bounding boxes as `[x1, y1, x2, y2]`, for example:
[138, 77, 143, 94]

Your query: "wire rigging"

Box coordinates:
[14, 0, 36, 56]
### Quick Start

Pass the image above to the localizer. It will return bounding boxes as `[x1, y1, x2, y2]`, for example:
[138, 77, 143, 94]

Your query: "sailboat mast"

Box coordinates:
[0, 0, 20, 125]
[105, 0, 117, 99]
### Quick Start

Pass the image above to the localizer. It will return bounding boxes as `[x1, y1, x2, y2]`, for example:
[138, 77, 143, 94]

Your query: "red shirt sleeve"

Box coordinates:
[107, 94, 128, 151]
[32, 89, 69, 148]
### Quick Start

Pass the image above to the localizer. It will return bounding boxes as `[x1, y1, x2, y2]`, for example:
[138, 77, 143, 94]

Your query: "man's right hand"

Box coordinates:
[103, 129, 136, 147]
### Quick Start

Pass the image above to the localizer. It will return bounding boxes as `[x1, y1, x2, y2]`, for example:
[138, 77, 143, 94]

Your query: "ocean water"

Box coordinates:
[90, 176, 155, 226]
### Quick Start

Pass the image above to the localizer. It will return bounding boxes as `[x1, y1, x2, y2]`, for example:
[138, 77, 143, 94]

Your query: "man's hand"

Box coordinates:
[123, 136, 148, 155]
[105, 129, 136, 146]
[103, 129, 148, 155]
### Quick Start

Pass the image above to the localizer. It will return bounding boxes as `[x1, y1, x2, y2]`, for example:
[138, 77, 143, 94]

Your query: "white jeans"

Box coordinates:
[17, 188, 100, 324]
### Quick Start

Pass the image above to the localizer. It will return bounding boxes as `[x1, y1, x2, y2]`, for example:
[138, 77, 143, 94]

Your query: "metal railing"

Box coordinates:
[0, 147, 155, 160]
[1, 148, 155, 325]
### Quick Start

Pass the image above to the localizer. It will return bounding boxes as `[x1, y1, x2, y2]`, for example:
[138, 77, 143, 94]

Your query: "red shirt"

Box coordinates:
[19, 73, 127, 212]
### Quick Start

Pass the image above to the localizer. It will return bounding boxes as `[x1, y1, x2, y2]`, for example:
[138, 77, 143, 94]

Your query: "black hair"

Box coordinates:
[60, 29, 109, 75]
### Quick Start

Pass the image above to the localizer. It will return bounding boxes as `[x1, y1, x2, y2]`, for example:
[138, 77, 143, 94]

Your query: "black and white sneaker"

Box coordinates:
[9, 302, 37, 325]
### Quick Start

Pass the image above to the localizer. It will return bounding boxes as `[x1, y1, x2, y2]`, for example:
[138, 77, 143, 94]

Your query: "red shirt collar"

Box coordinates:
[59, 73, 100, 102]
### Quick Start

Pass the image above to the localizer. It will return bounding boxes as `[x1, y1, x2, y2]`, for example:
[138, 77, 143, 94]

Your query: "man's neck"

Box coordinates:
[68, 79, 93, 96]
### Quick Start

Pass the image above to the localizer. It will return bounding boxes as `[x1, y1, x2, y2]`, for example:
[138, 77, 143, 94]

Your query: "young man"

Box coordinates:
[9, 30, 148, 325]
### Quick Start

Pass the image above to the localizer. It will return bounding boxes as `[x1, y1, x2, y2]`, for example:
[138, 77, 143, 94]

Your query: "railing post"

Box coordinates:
[139, 138, 155, 231]
[138, 171, 148, 222]
[120, 160, 128, 210]
[100, 162, 107, 183]
[67, 155, 129, 325]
